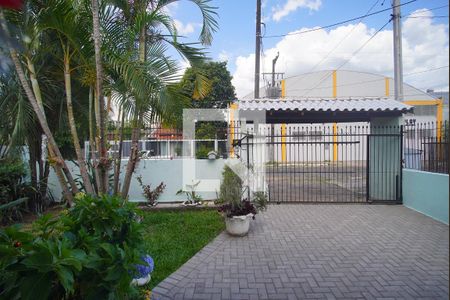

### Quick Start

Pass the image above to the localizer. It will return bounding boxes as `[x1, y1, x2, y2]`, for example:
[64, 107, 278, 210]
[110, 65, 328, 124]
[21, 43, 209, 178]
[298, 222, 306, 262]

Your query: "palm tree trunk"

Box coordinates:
[89, 86, 100, 194]
[63, 49, 95, 194]
[121, 27, 147, 199]
[8, 48, 78, 205]
[91, 0, 109, 194]
[121, 112, 140, 198]
[25, 57, 73, 203]
[113, 104, 125, 195]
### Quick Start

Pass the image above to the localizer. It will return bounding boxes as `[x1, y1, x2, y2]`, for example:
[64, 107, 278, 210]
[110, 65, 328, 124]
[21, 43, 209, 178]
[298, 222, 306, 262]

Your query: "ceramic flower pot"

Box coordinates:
[131, 274, 151, 286]
[225, 214, 253, 236]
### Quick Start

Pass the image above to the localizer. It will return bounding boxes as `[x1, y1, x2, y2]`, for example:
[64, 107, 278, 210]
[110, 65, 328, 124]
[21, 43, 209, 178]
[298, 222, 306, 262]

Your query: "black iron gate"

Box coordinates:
[233, 124, 403, 204]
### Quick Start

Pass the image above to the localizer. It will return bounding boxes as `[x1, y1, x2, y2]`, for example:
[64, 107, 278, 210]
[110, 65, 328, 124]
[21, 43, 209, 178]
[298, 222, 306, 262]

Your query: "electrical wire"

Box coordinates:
[406, 15, 449, 18]
[305, 0, 382, 74]
[405, 4, 449, 15]
[262, 0, 416, 39]
[300, 18, 393, 97]
[283, 65, 449, 94]
[404, 65, 449, 77]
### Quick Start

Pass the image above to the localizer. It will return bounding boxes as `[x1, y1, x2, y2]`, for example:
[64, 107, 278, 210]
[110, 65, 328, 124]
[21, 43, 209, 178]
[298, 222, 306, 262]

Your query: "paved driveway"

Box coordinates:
[152, 205, 449, 299]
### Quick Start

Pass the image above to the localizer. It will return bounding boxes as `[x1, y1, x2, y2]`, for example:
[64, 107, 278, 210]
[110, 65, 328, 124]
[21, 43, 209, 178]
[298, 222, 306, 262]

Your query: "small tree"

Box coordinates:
[179, 61, 236, 109]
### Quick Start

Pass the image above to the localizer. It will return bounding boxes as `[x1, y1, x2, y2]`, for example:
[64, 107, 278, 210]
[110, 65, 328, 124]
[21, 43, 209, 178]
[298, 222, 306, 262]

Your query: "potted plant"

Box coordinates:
[215, 166, 268, 236]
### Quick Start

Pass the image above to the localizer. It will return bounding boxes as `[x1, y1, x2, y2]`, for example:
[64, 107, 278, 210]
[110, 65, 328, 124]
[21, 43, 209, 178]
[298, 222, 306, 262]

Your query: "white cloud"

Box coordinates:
[174, 19, 197, 35]
[176, 60, 191, 78]
[232, 9, 449, 97]
[163, 2, 179, 16]
[272, 0, 322, 22]
[218, 50, 232, 62]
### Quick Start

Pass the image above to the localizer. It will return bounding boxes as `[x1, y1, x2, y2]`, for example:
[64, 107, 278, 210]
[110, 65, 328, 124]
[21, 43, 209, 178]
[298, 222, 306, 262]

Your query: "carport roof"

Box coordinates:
[237, 97, 413, 113]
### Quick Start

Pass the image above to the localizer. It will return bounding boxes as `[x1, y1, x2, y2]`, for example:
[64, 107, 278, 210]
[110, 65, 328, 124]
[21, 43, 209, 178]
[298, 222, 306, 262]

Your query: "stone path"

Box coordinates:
[152, 205, 449, 299]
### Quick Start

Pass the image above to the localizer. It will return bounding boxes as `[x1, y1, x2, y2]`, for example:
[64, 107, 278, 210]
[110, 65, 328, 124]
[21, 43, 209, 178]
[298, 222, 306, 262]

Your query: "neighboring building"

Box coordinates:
[237, 70, 446, 163]
[243, 70, 445, 125]
[427, 89, 449, 121]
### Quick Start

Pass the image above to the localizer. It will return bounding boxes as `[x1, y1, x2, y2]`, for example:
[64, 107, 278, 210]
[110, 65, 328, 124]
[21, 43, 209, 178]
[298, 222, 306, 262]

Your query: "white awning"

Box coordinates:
[237, 97, 413, 113]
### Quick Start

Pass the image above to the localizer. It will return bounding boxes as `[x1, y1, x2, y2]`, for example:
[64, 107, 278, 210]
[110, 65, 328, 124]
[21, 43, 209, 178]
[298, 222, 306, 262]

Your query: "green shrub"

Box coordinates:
[0, 194, 147, 299]
[0, 158, 30, 225]
[195, 144, 212, 159]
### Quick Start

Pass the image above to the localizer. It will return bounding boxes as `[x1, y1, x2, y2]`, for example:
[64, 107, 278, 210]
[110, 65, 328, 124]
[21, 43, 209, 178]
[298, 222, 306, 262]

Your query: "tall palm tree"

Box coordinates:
[1, 10, 79, 204]
[39, 0, 95, 194]
[103, 0, 218, 198]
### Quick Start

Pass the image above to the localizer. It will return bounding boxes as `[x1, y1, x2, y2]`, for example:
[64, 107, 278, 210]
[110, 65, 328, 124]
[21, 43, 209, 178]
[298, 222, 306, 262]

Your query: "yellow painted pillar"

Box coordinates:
[385, 77, 390, 97]
[229, 103, 238, 157]
[333, 124, 338, 161]
[281, 80, 287, 162]
[437, 98, 443, 140]
[332, 70, 338, 161]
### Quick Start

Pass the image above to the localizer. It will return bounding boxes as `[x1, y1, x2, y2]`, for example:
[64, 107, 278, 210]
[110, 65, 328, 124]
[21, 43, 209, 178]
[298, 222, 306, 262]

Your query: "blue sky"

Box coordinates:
[166, 0, 449, 96]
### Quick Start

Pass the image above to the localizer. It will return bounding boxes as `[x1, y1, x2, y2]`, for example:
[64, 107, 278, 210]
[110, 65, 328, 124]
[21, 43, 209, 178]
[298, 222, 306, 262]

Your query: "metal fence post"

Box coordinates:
[366, 135, 370, 203]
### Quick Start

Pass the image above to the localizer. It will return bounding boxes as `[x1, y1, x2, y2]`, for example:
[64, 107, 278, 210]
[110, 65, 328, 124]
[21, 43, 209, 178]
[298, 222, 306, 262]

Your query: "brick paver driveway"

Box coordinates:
[152, 205, 449, 299]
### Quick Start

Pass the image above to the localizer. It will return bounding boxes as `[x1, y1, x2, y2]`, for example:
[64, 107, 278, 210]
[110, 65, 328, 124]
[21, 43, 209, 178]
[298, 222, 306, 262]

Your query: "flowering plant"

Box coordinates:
[134, 255, 154, 279]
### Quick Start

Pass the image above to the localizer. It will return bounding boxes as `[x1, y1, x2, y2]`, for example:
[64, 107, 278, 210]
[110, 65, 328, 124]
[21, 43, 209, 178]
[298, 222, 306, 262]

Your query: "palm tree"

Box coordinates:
[1, 10, 79, 204]
[39, 0, 95, 194]
[2, 0, 218, 201]
[102, 0, 218, 198]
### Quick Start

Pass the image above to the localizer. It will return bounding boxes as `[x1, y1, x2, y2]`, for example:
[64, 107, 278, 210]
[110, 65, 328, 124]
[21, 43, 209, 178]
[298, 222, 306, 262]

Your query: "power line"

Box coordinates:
[406, 15, 449, 18]
[404, 65, 449, 77]
[263, 0, 416, 39]
[285, 65, 449, 92]
[405, 4, 449, 14]
[403, 4, 449, 19]
[305, 0, 382, 74]
[300, 18, 393, 97]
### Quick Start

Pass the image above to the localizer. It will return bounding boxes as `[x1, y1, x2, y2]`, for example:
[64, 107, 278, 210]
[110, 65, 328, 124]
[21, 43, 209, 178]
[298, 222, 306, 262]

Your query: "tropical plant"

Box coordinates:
[112, 0, 218, 199]
[176, 180, 203, 205]
[0, 157, 31, 224]
[0, 0, 219, 205]
[0, 194, 149, 299]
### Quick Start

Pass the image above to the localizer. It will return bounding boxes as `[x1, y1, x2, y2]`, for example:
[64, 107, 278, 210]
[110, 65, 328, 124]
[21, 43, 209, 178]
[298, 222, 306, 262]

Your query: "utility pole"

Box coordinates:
[254, 0, 261, 99]
[393, 0, 404, 101]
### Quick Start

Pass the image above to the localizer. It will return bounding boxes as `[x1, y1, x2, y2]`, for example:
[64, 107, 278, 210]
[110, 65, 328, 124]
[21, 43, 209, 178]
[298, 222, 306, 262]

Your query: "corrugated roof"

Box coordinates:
[237, 97, 413, 113]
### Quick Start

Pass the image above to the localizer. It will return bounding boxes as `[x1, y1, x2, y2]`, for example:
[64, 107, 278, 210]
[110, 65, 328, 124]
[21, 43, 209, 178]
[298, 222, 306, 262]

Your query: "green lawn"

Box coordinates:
[140, 209, 224, 289]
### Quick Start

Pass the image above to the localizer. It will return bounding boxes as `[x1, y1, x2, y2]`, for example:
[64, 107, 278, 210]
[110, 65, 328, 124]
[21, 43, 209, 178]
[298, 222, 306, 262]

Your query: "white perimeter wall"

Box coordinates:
[47, 159, 226, 203]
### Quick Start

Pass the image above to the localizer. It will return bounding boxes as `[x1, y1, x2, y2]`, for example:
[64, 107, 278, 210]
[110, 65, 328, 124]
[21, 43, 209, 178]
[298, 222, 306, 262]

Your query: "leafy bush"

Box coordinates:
[0, 158, 30, 225]
[137, 176, 166, 206]
[195, 144, 212, 159]
[215, 165, 268, 218]
[0, 194, 150, 299]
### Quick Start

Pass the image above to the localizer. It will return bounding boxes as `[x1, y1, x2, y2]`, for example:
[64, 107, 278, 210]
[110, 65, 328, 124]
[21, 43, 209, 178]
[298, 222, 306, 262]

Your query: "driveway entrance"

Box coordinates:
[234, 124, 403, 203]
[153, 205, 449, 299]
